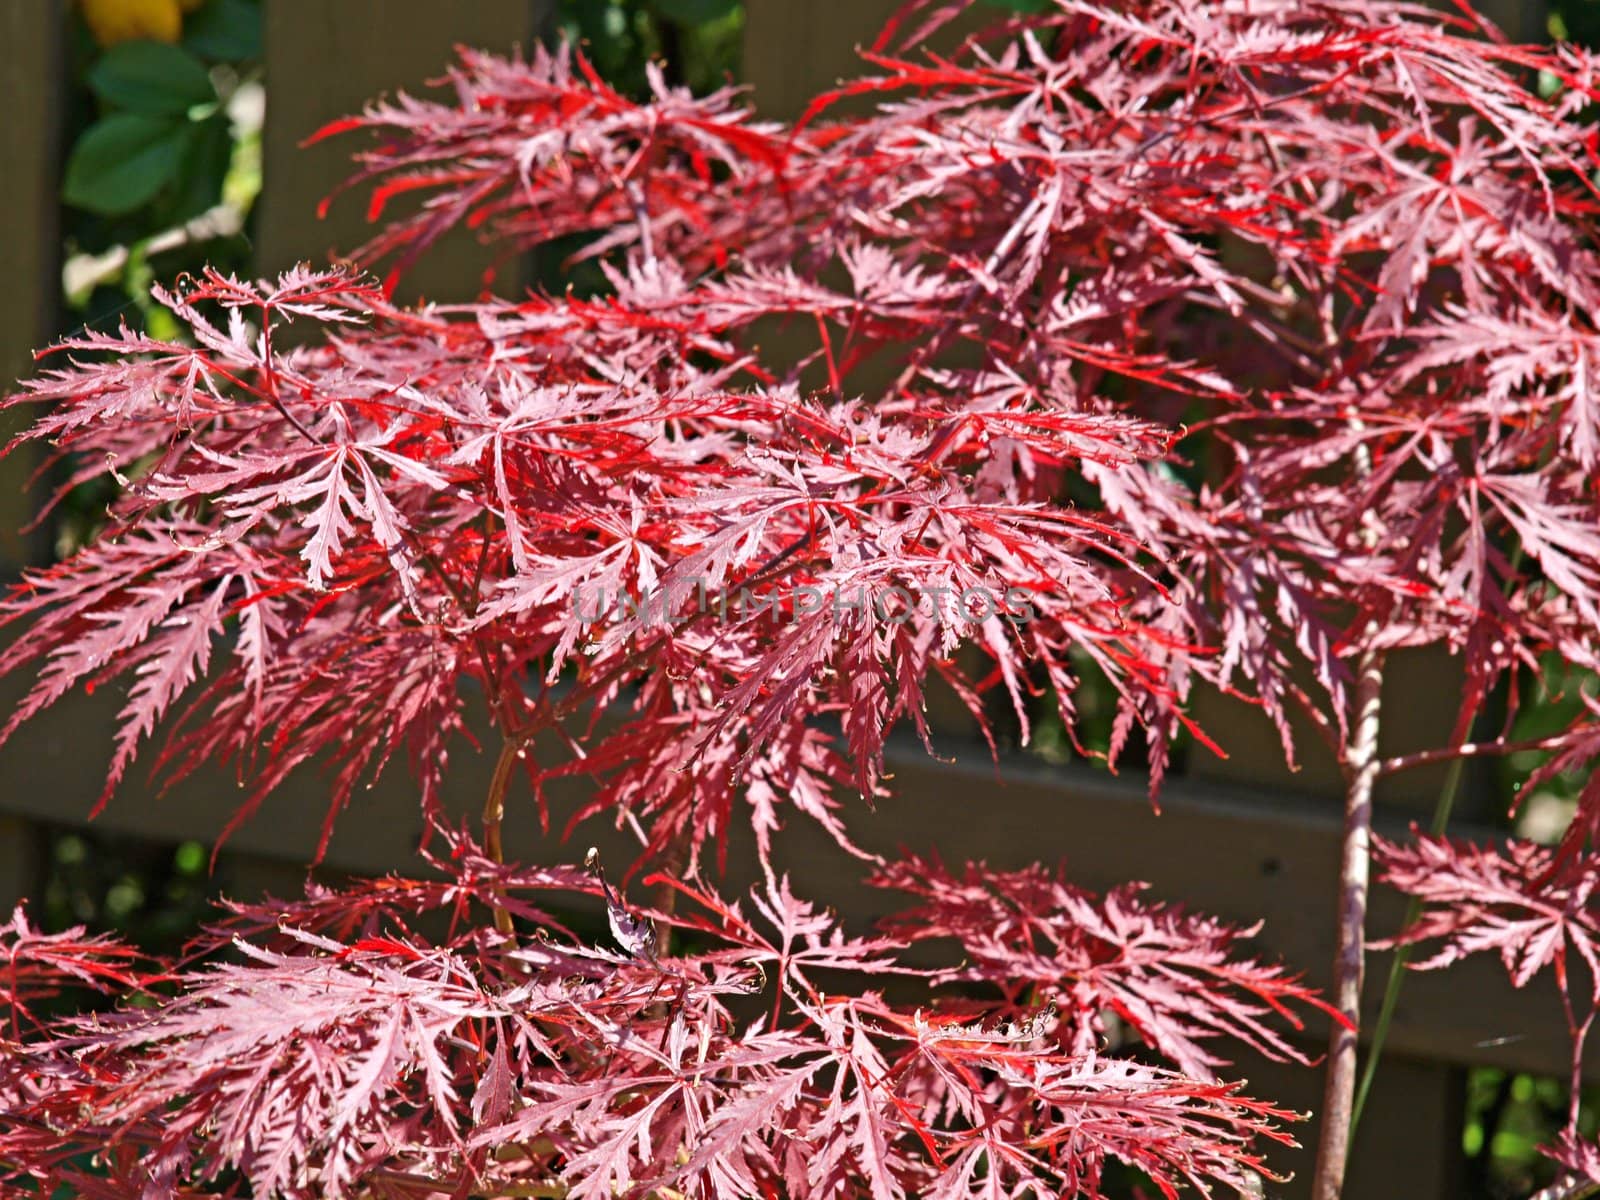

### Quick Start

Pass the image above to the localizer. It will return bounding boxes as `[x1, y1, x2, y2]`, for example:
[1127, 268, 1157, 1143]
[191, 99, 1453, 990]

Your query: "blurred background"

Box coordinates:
[1, 1, 1598, 1195]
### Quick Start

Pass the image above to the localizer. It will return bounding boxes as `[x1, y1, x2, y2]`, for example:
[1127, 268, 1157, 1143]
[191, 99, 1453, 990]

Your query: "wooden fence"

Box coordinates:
[0, 1, 1564, 1196]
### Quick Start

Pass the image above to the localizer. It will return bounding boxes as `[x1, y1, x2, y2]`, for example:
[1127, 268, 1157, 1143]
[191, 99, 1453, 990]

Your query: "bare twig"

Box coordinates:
[1377, 730, 1573, 777]
[624, 179, 656, 270]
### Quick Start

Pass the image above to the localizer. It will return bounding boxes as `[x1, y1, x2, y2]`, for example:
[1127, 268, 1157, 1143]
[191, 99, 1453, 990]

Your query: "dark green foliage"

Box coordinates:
[554, 0, 743, 97]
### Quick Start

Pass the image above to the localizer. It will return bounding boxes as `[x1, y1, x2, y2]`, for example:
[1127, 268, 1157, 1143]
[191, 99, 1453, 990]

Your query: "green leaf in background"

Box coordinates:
[978, 0, 1054, 10]
[63, 114, 194, 215]
[159, 111, 233, 225]
[87, 41, 214, 116]
[183, 0, 263, 62]
[652, 0, 740, 25]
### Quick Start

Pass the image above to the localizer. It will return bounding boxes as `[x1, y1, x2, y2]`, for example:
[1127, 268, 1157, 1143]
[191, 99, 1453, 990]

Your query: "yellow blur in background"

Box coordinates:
[80, 0, 206, 48]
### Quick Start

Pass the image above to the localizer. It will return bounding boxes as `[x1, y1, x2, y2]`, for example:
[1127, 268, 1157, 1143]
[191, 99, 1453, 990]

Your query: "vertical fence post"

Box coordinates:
[257, 0, 549, 306]
[0, 0, 65, 570]
[0, 0, 66, 915]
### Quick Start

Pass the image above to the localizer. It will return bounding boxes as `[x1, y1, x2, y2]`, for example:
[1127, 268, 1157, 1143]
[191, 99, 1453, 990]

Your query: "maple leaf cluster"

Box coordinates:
[0, 842, 1315, 1198]
[1374, 833, 1600, 1186]
[4, 0, 1600, 1193]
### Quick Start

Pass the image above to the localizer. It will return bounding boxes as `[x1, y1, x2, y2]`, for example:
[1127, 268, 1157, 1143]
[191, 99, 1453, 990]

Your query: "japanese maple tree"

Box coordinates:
[3, 0, 1600, 1197]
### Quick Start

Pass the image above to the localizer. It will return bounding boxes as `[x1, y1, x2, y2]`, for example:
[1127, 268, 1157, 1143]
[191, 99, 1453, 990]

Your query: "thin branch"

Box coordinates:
[1377, 730, 1575, 777]
[624, 179, 656, 270]
[1558, 960, 1594, 1137]
[257, 307, 322, 448]
[482, 734, 530, 936]
[365, 1166, 568, 1198]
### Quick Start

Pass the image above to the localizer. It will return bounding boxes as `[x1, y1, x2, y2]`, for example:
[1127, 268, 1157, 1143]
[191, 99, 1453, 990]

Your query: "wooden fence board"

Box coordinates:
[257, 0, 548, 305]
[0, 0, 63, 572]
[0, 818, 39, 916]
[743, 0, 899, 120]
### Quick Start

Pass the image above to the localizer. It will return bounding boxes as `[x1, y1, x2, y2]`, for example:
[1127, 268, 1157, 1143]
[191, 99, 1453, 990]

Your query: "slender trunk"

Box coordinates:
[1311, 644, 1384, 1200]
